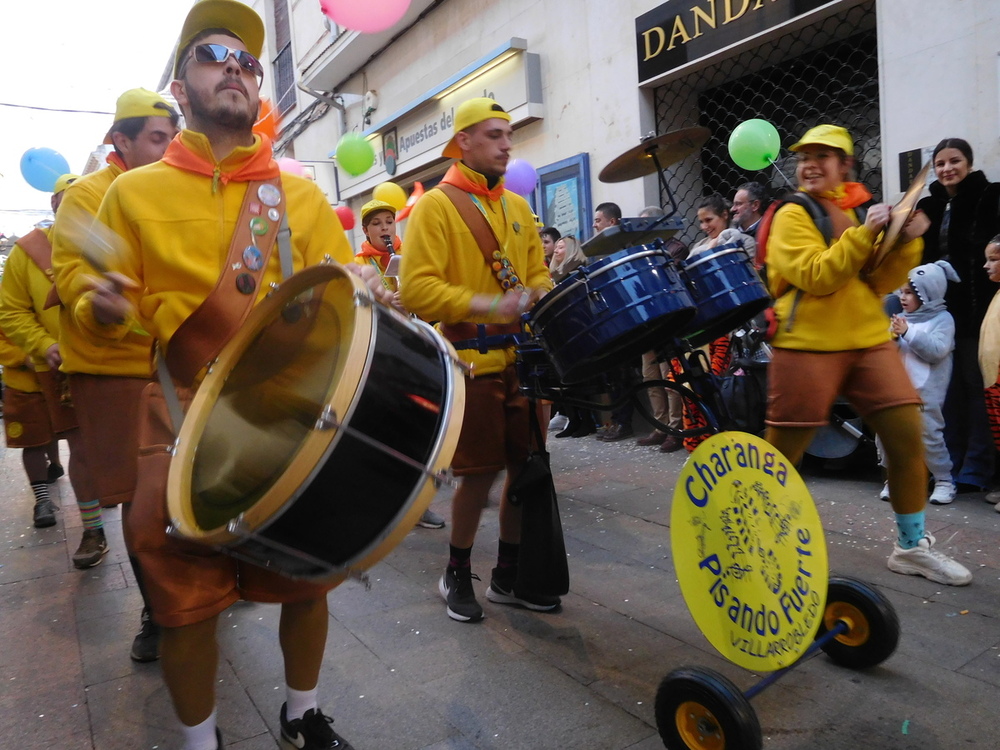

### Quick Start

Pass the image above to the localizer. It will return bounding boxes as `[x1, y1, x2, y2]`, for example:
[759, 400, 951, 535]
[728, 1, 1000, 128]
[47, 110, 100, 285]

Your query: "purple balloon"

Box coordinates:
[504, 158, 538, 195]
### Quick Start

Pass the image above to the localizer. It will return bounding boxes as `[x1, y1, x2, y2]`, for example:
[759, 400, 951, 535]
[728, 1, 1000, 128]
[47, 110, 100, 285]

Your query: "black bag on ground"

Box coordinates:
[508, 407, 570, 597]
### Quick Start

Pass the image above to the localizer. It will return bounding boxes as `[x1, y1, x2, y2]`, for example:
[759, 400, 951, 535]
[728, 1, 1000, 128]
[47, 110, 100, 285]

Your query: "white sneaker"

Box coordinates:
[878, 481, 890, 502]
[548, 414, 569, 432]
[986, 490, 1000, 505]
[929, 480, 956, 505]
[887, 534, 972, 586]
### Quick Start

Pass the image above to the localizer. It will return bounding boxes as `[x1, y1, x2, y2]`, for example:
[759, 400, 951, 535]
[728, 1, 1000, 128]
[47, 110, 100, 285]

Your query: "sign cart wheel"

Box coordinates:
[817, 576, 900, 669]
[655, 667, 762, 750]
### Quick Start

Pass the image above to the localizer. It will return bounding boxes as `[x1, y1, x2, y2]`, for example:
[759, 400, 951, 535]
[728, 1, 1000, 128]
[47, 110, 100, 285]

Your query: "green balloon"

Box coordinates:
[336, 133, 375, 176]
[728, 119, 781, 171]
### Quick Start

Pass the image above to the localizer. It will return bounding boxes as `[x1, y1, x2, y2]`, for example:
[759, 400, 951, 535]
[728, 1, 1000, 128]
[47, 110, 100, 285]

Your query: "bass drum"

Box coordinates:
[167, 264, 464, 581]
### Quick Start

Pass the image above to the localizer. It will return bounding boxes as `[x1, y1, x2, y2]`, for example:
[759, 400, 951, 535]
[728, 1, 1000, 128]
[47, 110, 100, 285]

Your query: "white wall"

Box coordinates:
[879, 0, 1000, 194]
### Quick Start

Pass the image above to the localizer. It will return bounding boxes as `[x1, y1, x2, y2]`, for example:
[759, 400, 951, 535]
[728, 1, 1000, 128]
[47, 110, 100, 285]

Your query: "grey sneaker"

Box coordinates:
[439, 567, 484, 622]
[417, 509, 446, 529]
[130, 607, 160, 663]
[929, 480, 956, 505]
[72, 528, 108, 569]
[887, 534, 971, 586]
[33, 500, 56, 528]
[485, 566, 561, 612]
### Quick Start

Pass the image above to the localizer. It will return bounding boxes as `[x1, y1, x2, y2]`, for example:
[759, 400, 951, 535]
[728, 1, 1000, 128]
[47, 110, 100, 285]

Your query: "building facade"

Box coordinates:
[242, 0, 1000, 250]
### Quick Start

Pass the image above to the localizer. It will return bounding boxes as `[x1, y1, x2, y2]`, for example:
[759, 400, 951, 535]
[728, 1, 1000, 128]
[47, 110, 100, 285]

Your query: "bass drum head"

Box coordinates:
[168, 264, 464, 580]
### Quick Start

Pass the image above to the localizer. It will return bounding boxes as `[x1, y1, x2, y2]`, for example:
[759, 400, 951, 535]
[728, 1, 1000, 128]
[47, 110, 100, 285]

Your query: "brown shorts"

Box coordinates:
[36, 370, 78, 435]
[766, 341, 921, 427]
[451, 365, 544, 476]
[3, 385, 54, 448]
[69, 373, 149, 506]
[127, 382, 337, 628]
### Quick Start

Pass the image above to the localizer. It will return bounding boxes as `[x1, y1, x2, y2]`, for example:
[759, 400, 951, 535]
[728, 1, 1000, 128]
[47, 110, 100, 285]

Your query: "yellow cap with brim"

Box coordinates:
[789, 124, 854, 157]
[361, 199, 397, 224]
[102, 88, 174, 144]
[442, 97, 512, 159]
[53, 174, 81, 195]
[173, 0, 265, 78]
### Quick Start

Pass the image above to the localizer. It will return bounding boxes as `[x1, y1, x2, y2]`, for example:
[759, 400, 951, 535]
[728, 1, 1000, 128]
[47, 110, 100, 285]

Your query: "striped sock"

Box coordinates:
[78, 499, 103, 530]
[30, 482, 50, 506]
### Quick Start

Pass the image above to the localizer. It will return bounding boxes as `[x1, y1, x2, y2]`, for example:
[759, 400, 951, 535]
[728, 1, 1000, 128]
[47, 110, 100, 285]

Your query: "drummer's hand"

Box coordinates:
[346, 262, 396, 308]
[494, 289, 533, 323]
[864, 203, 892, 235]
[45, 343, 62, 370]
[85, 272, 137, 326]
[899, 209, 930, 243]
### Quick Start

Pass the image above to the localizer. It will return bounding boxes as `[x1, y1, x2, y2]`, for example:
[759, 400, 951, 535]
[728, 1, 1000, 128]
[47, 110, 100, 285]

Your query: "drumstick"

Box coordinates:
[55, 203, 128, 275]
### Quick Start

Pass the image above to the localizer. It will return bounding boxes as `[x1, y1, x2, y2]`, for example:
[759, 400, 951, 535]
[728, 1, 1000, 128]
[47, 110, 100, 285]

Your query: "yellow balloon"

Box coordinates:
[373, 181, 407, 212]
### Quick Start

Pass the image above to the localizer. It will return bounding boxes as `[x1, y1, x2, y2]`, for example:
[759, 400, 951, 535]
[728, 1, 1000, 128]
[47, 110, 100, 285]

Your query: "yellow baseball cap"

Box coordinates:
[53, 174, 80, 195]
[442, 97, 512, 159]
[102, 88, 175, 144]
[361, 200, 396, 224]
[174, 0, 265, 78]
[789, 124, 854, 157]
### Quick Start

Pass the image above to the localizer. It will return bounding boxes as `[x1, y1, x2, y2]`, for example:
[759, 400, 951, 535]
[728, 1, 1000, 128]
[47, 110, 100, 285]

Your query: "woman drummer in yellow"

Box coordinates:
[355, 199, 401, 300]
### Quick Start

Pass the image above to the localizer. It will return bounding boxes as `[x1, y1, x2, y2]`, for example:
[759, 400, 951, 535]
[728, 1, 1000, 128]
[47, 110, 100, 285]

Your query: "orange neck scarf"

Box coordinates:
[441, 162, 505, 202]
[105, 152, 128, 171]
[161, 130, 278, 192]
[357, 236, 402, 263]
[805, 181, 872, 210]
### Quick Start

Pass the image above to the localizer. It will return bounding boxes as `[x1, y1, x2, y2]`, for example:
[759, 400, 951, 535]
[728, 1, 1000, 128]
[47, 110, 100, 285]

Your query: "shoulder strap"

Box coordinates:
[16, 229, 53, 273]
[165, 176, 286, 386]
[784, 192, 833, 245]
[436, 183, 502, 268]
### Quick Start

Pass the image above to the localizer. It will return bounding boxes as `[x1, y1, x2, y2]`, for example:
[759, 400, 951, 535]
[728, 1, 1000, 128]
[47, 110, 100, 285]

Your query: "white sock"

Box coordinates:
[285, 685, 318, 722]
[181, 709, 219, 750]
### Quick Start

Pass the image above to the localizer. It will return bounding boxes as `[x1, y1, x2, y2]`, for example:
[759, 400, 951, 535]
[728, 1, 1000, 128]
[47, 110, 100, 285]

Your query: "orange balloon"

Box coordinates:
[254, 98, 280, 142]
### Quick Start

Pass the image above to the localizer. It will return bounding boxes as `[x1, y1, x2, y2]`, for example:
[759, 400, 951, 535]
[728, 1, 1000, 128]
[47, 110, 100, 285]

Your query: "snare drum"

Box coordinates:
[515, 340, 607, 400]
[527, 241, 696, 383]
[167, 264, 464, 581]
[680, 242, 771, 347]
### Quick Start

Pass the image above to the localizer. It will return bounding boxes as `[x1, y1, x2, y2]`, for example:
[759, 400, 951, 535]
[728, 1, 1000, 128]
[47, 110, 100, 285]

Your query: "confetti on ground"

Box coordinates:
[902, 720, 910, 735]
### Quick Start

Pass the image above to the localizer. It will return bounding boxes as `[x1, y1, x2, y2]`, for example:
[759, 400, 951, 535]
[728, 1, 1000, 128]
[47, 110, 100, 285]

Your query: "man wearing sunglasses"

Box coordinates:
[49, 87, 179, 667]
[62, 1, 359, 749]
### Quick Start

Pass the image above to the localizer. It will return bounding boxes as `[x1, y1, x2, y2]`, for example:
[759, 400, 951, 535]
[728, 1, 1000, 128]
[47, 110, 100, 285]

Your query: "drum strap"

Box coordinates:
[16, 228, 53, 273]
[437, 183, 522, 289]
[165, 177, 288, 387]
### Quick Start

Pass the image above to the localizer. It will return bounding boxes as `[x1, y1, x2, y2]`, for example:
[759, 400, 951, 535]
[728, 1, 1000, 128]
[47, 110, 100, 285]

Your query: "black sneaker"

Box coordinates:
[33, 500, 56, 528]
[46, 463, 65, 483]
[485, 566, 561, 611]
[130, 607, 161, 663]
[279, 703, 353, 749]
[438, 566, 484, 622]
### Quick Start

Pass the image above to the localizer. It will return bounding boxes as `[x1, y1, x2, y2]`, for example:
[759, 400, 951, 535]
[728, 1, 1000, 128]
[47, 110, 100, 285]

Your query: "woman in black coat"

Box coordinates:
[917, 137, 1000, 492]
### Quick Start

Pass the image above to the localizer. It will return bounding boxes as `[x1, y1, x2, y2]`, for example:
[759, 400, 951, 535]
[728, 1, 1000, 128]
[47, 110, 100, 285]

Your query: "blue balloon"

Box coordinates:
[20, 147, 71, 192]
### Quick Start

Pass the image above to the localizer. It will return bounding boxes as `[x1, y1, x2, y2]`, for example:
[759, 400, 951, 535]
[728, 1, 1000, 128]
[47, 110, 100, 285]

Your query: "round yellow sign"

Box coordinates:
[7, 421, 23, 439]
[671, 431, 828, 671]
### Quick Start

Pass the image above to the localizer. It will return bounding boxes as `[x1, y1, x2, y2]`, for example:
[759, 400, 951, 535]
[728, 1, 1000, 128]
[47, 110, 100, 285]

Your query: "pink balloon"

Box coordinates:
[277, 157, 305, 176]
[504, 159, 538, 195]
[334, 204, 355, 230]
[319, 0, 411, 34]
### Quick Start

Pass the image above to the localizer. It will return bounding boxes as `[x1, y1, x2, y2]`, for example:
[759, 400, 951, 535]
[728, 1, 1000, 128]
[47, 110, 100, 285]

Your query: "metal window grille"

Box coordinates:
[274, 43, 296, 114]
[653, 1, 878, 246]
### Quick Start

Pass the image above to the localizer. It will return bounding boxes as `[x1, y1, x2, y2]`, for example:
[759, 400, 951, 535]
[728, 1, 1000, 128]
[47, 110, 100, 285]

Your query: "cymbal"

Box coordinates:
[870, 160, 931, 270]
[599, 127, 711, 183]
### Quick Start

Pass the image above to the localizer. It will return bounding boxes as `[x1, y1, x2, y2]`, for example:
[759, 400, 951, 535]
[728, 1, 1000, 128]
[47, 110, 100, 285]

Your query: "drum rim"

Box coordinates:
[529, 247, 673, 321]
[167, 262, 372, 547]
[681, 243, 749, 272]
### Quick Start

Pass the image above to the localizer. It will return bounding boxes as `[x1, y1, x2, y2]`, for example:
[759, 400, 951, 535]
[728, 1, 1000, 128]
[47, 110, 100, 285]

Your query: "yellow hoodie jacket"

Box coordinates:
[400, 162, 552, 375]
[49, 163, 146, 375]
[767, 201, 921, 351]
[0, 235, 60, 372]
[75, 131, 351, 357]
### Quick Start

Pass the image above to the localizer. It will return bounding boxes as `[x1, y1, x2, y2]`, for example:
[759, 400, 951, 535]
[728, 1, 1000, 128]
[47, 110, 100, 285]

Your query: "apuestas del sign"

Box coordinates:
[671, 431, 829, 671]
[635, 0, 833, 84]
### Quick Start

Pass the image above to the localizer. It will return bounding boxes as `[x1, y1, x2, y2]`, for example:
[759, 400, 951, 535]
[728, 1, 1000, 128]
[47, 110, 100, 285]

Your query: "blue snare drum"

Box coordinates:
[527, 241, 696, 383]
[680, 242, 771, 347]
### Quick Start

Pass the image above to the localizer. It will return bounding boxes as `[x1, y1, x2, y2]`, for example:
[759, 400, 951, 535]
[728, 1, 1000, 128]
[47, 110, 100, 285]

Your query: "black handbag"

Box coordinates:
[508, 406, 570, 597]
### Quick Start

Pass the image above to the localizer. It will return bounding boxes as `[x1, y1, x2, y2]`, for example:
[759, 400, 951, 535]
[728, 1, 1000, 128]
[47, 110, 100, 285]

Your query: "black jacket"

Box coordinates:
[917, 170, 1000, 334]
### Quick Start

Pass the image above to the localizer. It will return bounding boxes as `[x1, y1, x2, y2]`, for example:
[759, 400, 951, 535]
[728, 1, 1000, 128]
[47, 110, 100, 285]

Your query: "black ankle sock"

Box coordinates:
[448, 544, 472, 569]
[497, 539, 519, 569]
